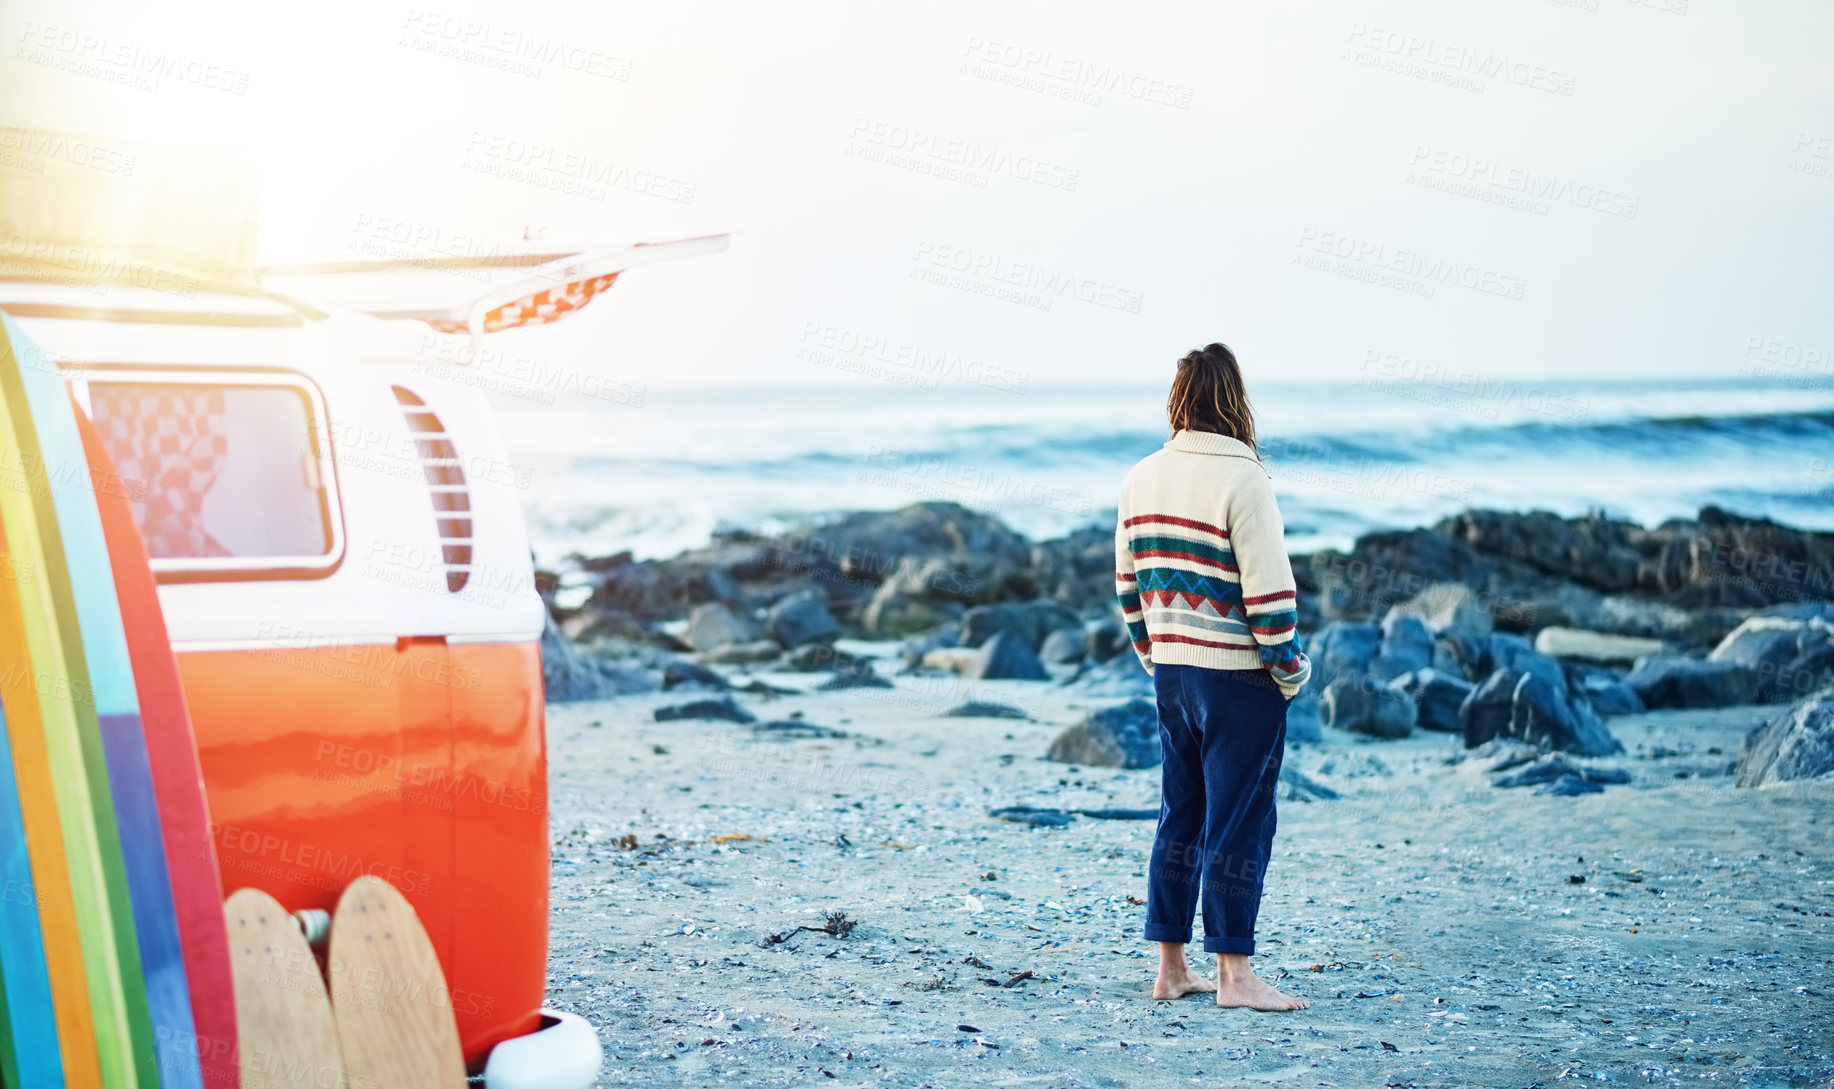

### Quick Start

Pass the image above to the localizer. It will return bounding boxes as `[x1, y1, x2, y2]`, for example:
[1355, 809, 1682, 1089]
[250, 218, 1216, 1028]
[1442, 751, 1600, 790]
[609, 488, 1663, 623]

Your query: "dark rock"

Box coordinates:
[1284, 693, 1324, 745]
[702, 565, 741, 604]
[1369, 611, 1434, 681]
[1434, 630, 1491, 682]
[587, 559, 697, 623]
[1072, 651, 1155, 698]
[540, 611, 659, 701]
[782, 642, 863, 672]
[860, 559, 969, 637]
[1039, 626, 1087, 664]
[1568, 667, 1645, 716]
[1665, 507, 1834, 606]
[698, 640, 783, 665]
[1446, 506, 1834, 608]
[1624, 657, 1757, 709]
[960, 601, 1081, 651]
[1517, 586, 1721, 645]
[1444, 737, 1544, 770]
[573, 549, 634, 575]
[752, 719, 849, 739]
[1310, 621, 1380, 684]
[1295, 507, 1834, 633]
[1485, 740, 1546, 771]
[1785, 643, 1834, 699]
[1756, 601, 1834, 622]
[1710, 616, 1834, 703]
[1581, 764, 1632, 784]
[1394, 582, 1494, 641]
[1028, 523, 1129, 618]
[1278, 765, 1342, 801]
[1537, 774, 1605, 796]
[563, 605, 653, 645]
[1084, 618, 1129, 662]
[817, 663, 893, 690]
[962, 632, 1049, 682]
[989, 806, 1075, 828]
[686, 602, 762, 652]
[1459, 668, 1623, 756]
[662, 658, 730, 691]
[1388, 668, 1472, 732]
[1737, 697, 1834, 786]
[1445, 510, 1644, 596]
[941, 701, 1029, 720]
[1586, 595, 1739, 648]
[788, 501, 1033, 584]
[1486, 633, 1567, 693]
[1492, 753, 1582, 788]
[1319, 678, 1416, 738]
[1075, 808, 1159, 820]
[566, 502, 1831, 663]
[1491, 753, 1627, 788]
[766, 590, 842, 647]
[899, 627, 960, 670]
[654, 697, 757, 724]
[737, 502, 1032, 631]
[1313, 751, 1392, 778]
[1301, 526, 1499, 622]
[1045, 699, 1161, 768]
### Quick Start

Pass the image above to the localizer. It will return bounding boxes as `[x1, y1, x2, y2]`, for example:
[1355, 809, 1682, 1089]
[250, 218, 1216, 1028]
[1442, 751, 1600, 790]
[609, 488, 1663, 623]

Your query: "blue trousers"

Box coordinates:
[1144, 663, 1288, 956]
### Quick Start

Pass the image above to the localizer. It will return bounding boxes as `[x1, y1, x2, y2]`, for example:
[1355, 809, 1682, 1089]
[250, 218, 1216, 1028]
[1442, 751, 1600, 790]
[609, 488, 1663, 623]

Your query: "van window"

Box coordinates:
[86, 374, 341, 577]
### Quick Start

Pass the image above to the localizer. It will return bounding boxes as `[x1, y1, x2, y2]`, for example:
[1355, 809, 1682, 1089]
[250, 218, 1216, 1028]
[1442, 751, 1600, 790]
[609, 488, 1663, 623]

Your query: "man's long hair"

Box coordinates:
[1167, 342, 1257, 453]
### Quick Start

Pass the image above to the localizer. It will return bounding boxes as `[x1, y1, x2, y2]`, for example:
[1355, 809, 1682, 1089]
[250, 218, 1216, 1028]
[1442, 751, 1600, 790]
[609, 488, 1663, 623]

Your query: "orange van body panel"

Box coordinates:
[176, 638, 548, 1064]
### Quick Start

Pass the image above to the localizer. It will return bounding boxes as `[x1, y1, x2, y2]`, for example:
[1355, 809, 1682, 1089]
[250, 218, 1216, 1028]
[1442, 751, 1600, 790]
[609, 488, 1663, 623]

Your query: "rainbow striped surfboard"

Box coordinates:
[0, 313, 232, 1087]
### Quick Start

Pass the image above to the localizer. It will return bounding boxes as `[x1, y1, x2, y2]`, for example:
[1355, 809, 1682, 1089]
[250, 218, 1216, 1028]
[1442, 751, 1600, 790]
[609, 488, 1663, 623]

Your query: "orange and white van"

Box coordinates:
[2, 139, 724, 1082]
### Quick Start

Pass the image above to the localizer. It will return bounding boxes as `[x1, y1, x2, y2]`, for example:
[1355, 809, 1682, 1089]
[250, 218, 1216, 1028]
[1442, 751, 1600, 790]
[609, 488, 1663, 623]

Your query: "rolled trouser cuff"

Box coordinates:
[1203, 935, 1256, 955]
[1144, 924, 1194, 944]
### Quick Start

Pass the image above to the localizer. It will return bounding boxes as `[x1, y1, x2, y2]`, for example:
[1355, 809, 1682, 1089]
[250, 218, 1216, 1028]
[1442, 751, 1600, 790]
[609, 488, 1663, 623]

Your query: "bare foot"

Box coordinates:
[1152, 962, 1218, 1000]
[1215, 971, 1309, 1011]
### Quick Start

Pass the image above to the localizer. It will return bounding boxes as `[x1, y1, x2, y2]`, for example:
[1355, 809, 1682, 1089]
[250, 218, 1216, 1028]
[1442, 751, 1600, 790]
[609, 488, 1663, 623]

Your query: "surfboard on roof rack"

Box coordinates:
[259, 232, 731, 337]
[1, 124, 729, 338]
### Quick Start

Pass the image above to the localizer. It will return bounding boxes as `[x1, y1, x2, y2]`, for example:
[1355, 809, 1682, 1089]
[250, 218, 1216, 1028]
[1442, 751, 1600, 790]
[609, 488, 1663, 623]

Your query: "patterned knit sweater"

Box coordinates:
[1114, 429, 1313, 698]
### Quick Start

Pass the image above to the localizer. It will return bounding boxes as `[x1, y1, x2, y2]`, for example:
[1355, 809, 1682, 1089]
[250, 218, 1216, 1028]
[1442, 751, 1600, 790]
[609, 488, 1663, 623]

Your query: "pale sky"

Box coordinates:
[3, 0, 1831, 389]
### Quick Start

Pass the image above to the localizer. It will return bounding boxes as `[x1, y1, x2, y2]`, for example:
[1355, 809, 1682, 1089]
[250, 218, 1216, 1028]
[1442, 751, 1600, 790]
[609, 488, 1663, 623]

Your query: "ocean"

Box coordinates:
[488, 376, 1834, 568]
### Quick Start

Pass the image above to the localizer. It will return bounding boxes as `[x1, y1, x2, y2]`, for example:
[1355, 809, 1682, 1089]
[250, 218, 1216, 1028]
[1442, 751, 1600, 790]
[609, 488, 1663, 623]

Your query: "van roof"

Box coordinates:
[0, 277, 311, 327]
[0, 278, 448, 375]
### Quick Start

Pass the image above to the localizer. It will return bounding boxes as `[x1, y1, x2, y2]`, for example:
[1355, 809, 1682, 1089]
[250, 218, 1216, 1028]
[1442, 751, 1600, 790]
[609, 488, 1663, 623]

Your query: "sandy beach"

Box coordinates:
[6, 7, 1830, 1084]
[538, 656, 1834, 1088]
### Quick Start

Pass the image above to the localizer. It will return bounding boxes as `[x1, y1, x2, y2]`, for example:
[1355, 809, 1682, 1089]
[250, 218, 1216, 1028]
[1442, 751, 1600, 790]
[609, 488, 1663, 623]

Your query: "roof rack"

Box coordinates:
[0, 269, 323, 326]
[259, 233, 729, 337]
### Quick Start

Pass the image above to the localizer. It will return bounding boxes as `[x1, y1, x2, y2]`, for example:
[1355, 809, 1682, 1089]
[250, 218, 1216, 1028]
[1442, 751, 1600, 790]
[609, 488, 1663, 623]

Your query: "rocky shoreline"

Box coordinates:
[539, 502, 1834, 786]
[536, 502, 1834, 1085]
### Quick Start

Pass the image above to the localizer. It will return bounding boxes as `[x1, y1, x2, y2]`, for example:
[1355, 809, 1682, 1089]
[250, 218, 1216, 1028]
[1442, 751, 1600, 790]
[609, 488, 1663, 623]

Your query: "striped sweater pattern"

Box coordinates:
[1114, 430, 1312, 697]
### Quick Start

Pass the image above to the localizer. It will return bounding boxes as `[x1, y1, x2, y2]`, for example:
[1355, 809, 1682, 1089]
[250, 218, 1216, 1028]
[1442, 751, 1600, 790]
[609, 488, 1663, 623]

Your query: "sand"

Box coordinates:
[540, 655, 1834, 1087]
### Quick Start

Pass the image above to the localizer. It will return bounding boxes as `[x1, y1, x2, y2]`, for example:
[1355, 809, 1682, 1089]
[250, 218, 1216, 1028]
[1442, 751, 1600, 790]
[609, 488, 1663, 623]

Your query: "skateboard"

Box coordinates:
[225, 887, 343, 1089]
[328, 876, 466, 1088]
